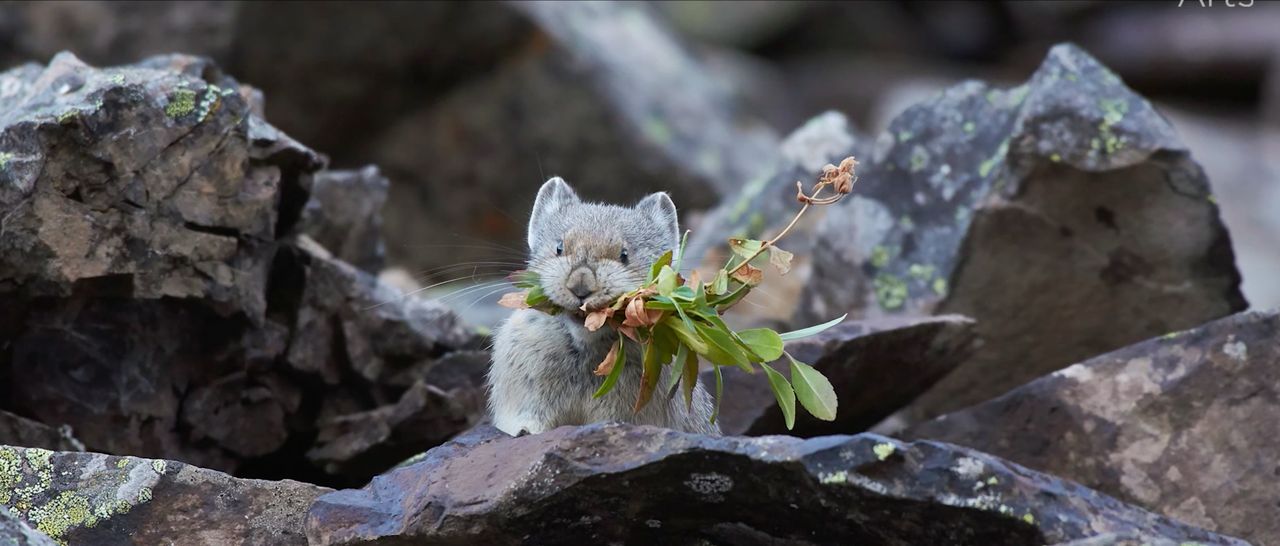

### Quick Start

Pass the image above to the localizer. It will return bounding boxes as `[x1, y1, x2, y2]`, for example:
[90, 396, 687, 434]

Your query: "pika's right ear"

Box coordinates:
[528, 177, 580, 249]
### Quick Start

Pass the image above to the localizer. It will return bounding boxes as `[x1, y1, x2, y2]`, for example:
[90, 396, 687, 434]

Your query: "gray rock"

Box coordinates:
[376, 1, 779, 277]
[0, 411, 82, 453]
[905, 309, 1280, 546]
[797, 43, 1246, 426]
[0, 505, 55, 546]
[299, 166, 390, 273]
[0, 54, 483, 485]
[0, 445, 328, 545]
[706, 315, 975, 437]
[304, 423, 1245, 546]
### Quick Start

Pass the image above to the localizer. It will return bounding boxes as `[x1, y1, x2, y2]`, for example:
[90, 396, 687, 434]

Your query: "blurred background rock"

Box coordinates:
[2, 0, 1275, 321]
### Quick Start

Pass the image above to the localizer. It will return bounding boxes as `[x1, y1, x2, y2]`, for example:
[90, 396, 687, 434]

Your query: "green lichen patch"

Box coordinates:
[164, 88, 197, 118]
[962, 121, 975, 133]
[873, 274, 907, 311]
[978, 138, 1009, 178]
[907, 263, 935, 282]
[872, 443, 896, 461]
[897, 130, 913, 143]
[909, 145, 928, 173]
[932, 277, 948, 297]
[869, 245, 892, 269]
[0, 151, 13, 170]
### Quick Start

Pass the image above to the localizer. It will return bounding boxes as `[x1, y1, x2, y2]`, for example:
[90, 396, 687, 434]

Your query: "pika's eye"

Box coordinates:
[619, 248, 629, 265]
[555, 240, 563, 256]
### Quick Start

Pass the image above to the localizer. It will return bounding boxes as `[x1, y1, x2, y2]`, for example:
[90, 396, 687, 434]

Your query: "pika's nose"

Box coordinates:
[566, 267, 598, 300]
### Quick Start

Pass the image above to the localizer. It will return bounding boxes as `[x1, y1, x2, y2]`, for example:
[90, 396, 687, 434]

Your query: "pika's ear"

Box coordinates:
[529, 177, 580, 249]
[637, 191, 679, 247]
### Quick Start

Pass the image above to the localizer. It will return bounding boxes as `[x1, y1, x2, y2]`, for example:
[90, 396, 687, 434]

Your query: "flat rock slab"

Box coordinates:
[905, 309, 1280, 546]
[707, 315, 976, 437]
[797, 43, 1246, 426]
[0, 412, 81, 453]
[0, 445, 330, 545]
[305, 424, 1244, 546]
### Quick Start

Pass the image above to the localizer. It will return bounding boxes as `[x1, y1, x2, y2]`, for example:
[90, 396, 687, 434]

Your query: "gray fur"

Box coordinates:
[487, 177, 719, 436]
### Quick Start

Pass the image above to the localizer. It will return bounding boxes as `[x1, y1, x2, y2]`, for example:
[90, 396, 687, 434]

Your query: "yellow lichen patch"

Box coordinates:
[151, 460, 167, 475]
[873, 443, 895, 461]
[0, 446, 20, 504]
[29, 491, 93, 542]
[1022, 512, 1035, 524]
[819, 471, 849, 485]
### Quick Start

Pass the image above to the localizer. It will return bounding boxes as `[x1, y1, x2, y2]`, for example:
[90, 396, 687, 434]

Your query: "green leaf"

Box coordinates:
[681, 347, 699, 410]
[657, 265, 678, 296]
[695, 322, 753, 372]
[737, 328, 784, 361]
[673, 230, 690, 274]
[671, 285, 696, 301]
[662, 317, 709, 355]
[769, 247, 794, 275]
[648, 250, 673, 284]
[710, 282, 750, 310]
[761, 364, 796, 430]
[778, 313, 847, 342]
[526, 285, 550, 307]
[710, 269, 729, 296]
[710, 365, 724, 424]
[592, 337, 627, 398]
[663, 344, 688, 400]
[634, 340, 666, 412]
[728, 238, 764, 259]
[788, 354, 837, 421]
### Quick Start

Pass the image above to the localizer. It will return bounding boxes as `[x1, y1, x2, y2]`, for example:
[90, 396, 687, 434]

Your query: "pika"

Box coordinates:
[487, 177, 719, 436]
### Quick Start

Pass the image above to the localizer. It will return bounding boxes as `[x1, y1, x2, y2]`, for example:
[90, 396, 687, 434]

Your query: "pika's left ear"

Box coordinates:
[637, 192, 679, 246]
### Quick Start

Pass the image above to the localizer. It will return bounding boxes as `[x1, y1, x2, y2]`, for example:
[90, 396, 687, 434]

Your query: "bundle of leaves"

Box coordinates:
[502, 157, 859, 429]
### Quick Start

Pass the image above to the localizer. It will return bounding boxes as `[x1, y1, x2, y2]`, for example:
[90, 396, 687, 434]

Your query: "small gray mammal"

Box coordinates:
[487, 177, 719, 436]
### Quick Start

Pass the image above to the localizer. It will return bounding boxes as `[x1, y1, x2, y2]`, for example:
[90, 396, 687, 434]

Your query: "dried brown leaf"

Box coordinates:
[730, 263, 763, 286]
[498, 291, 530, 309]
[584, 307, 612, 331]
[594, 339, 619, 376]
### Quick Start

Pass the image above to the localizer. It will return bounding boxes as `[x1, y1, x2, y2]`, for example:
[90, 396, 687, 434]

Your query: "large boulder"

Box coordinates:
[905, 309, 1280, 546]
[376, 1, 780, 277]
[304, 424, 1245, 545]
[0, 53, 485, 485]
[708, 315, 976, 437]
[0, 445, 328, 545]
[796, 43, 1247, 426]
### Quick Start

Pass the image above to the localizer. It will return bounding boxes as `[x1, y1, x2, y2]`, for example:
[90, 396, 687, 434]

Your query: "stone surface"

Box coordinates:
[708, 315, 976, 437]
[0, 412, 82, 453]
[797, 43, 1247, 426]
[376, 1, 779, 277]
[299, 166, 390, 274]
[0, 445, 329, 545]
[305, 423, 1244, 546]
[0, 505, 56, 546]
[905, 309, 1280, 546]
[0, 54, 484, 486]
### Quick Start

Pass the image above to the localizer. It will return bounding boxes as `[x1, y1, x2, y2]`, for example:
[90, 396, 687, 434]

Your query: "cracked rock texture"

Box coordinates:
[304, 424, 1245, 546]
[906, 309, 1280, 546]
[0, 445, 329, 545]
[796, 44, 1247, 427]
[0, 53, 484, 487]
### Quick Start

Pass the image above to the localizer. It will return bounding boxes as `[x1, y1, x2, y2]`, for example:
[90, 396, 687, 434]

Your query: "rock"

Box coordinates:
[376, 1, 779, 277]
[904, 309, 1280, 546]
[0, 51, 321, 318]
[707, 315, 976, 437]
[307, 351, 489, 482]
[0, 412, 82, 453]
[0, 445, 329, 545]
[304, 424, 1244, 546]
[0, 2, 237, 69]
[0, 54, 484, 485]
[299, 166, 390, 273]
[0, 505, 56, 546]
[797, 44, 1246, 426]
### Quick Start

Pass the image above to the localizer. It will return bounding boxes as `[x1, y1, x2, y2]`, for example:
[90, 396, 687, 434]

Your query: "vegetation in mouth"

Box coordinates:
[501, 157, 860, 429]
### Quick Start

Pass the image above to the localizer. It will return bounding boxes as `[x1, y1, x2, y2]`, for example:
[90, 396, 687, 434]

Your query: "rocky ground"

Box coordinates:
[1, 2, 1277, 545]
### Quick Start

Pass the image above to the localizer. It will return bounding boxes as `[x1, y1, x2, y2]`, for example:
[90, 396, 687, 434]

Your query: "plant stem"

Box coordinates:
[725, 185, 824, 277]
